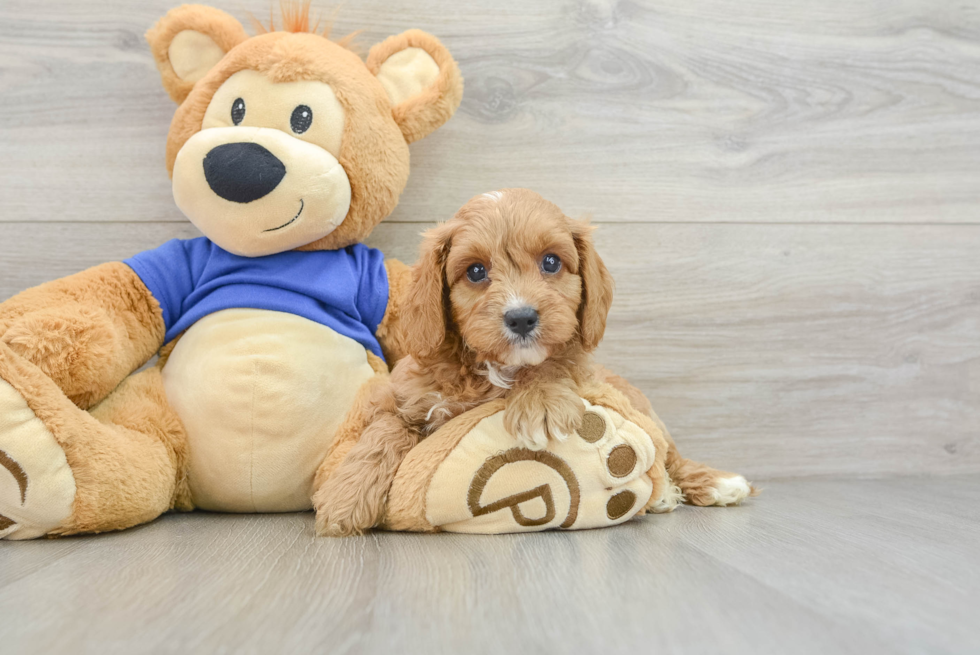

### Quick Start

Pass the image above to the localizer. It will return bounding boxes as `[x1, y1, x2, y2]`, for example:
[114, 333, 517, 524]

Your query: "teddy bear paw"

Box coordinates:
[0, 377, 76, 540]
[421, 399, 667, 533]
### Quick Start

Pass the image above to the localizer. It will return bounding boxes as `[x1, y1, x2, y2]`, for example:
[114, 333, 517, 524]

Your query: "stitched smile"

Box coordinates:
[264, 199, 304, 232]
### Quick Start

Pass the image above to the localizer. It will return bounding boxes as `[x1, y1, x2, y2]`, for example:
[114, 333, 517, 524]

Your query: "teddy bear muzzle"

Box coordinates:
[172, 125, 352, 258]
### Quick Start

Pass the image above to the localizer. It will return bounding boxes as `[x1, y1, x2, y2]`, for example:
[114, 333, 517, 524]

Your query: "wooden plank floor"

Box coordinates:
[0, 476, 977, 654]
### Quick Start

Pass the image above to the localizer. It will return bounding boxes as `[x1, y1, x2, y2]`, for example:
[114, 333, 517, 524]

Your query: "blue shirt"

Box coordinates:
[125, 238, 389, 359]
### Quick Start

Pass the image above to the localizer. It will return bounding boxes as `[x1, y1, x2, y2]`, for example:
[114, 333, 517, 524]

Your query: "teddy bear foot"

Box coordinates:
[386, 398, 674, 534]
[0, 372, 76, 540]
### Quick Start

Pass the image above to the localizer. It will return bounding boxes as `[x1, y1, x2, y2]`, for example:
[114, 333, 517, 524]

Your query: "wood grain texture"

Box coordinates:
[0, 477, 977, 654]
[1, 1, 979, 478]
[1, 0, 980, 223]
[1, 221, 977, 479]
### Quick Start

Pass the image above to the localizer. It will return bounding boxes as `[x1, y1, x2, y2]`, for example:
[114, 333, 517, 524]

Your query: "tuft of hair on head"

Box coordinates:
[249, 1, 362, 51]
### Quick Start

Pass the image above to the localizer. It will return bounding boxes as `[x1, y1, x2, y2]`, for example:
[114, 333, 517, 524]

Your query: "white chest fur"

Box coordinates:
[162, 309, 376, 512]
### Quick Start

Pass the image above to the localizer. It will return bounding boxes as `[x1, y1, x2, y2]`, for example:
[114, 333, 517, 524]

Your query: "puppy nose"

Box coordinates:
[203, 142, 286, 203]
[504, 307, 539, 337]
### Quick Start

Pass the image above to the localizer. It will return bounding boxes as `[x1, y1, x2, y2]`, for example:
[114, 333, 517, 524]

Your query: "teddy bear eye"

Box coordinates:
[541, 254, 561, 274]
[291, 105, 313, 134]
[466, 263, 488, 283]
[231, 98, 245, 125]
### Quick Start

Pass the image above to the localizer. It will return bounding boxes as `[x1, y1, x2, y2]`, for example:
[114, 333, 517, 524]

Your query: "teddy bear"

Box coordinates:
[0, 3, 749, 540]
[0, 3, 465, 539]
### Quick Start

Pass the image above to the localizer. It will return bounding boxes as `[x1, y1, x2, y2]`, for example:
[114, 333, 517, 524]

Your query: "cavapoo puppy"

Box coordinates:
[314, 188, 753, 536]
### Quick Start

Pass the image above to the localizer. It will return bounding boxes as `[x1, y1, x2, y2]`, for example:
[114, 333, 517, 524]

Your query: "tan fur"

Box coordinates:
[148, 6, 463, 252]
[375, 258, 414, 365]
[365, 30, 464, 144]
[383, 398, 507, 532]
[315, 189, 618, 535]
[318, 190, 755, 534]
[0, 5, 463, 538]
[146, 5, 250, 104]
[314, 380, 418, 536]
[0, 341, 188, 535]
[0, 263, 165, 410]
[312, 373, 389, 506]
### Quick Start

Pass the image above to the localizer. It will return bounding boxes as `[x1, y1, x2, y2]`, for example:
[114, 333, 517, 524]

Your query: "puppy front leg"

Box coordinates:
[314, 412, 420, 537]
[504, 372, 585, 450]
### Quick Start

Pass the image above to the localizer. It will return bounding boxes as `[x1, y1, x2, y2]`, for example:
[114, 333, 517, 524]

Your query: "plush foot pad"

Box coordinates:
[0, 378, 75, 540]
[389, 398, 665, 534]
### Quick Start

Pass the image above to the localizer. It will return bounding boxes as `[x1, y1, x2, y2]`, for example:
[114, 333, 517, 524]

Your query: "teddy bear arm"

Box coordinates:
[374, 258, 414, 366]
[0, 262, 166, 409]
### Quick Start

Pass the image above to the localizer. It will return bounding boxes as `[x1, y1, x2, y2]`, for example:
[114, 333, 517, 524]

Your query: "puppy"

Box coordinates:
[315, 188, 614, 536]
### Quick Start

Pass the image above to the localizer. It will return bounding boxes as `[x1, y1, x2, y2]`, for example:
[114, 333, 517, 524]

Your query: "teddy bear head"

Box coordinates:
[146, 3, 462, 256]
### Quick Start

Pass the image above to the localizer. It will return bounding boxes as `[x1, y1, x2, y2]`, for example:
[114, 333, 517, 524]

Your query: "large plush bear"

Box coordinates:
[0, 4, 464, 539]
[0, 4, 750, 540]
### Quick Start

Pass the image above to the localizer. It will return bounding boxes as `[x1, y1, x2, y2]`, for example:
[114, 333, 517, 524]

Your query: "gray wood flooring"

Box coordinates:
[0, 477, 977, 654]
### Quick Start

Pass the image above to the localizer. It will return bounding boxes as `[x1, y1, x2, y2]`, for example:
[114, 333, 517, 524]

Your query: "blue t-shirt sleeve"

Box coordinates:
[349, 245, 389, 334]
[124, 238, 211, 332]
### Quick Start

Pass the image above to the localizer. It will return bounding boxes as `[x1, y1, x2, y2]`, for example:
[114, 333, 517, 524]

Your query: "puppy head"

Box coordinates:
[404, 189, 614, 366]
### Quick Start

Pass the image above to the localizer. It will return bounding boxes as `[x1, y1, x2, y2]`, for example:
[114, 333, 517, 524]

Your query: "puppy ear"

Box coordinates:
[366, 30, 463, 144]
[402, 224, 454, 358]
[146, 5, 249, 104]
[572, 219, 615, 352]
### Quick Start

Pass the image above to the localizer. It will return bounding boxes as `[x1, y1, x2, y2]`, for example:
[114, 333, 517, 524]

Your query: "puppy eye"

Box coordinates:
[541, 254, 562, 274]
[291, 105, 313, 134]
[231, 98, 246, 125]
[466, 263, 488, 283]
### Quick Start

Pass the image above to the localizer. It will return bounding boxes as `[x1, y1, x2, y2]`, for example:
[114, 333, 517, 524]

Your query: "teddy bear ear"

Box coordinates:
[145, 4, 249, 104]
[366, 29, 464, 144]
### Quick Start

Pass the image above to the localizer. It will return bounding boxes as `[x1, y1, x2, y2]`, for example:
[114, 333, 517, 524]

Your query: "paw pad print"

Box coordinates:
[424, 398, 660, 533]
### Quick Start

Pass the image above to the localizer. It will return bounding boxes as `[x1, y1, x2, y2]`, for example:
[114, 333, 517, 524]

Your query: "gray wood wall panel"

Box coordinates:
[2, 0, 980, 224]
[2, 221, 977, 479]
[1, 0, 978, 479]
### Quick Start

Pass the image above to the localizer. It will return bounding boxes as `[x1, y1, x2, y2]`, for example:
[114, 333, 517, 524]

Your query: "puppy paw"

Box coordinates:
[708, 475, 754, 506]
[313, 482, 384, 538]
[681, 473, 756, 507]
[316, 515, 366, 538]
[314, 500, 373, 537]
[504, 385, 585, 450]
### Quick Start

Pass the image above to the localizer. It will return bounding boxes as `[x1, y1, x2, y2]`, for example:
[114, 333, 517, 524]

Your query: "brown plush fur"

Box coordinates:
[147, 4, 463, 252]
[375, 258, 414, 365]
[315, 189, 617, 536]
[146, 4, 250, 104]
[0, 4, 463, 538]
[365, 29, 465, 144]
[0, 263, 165, 410]
[0, 341, 189, 535]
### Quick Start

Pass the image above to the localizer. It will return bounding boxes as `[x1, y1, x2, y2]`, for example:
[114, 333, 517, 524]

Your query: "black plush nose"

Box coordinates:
[504, 307, 539, 338]
[203, 142, 286, 203]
